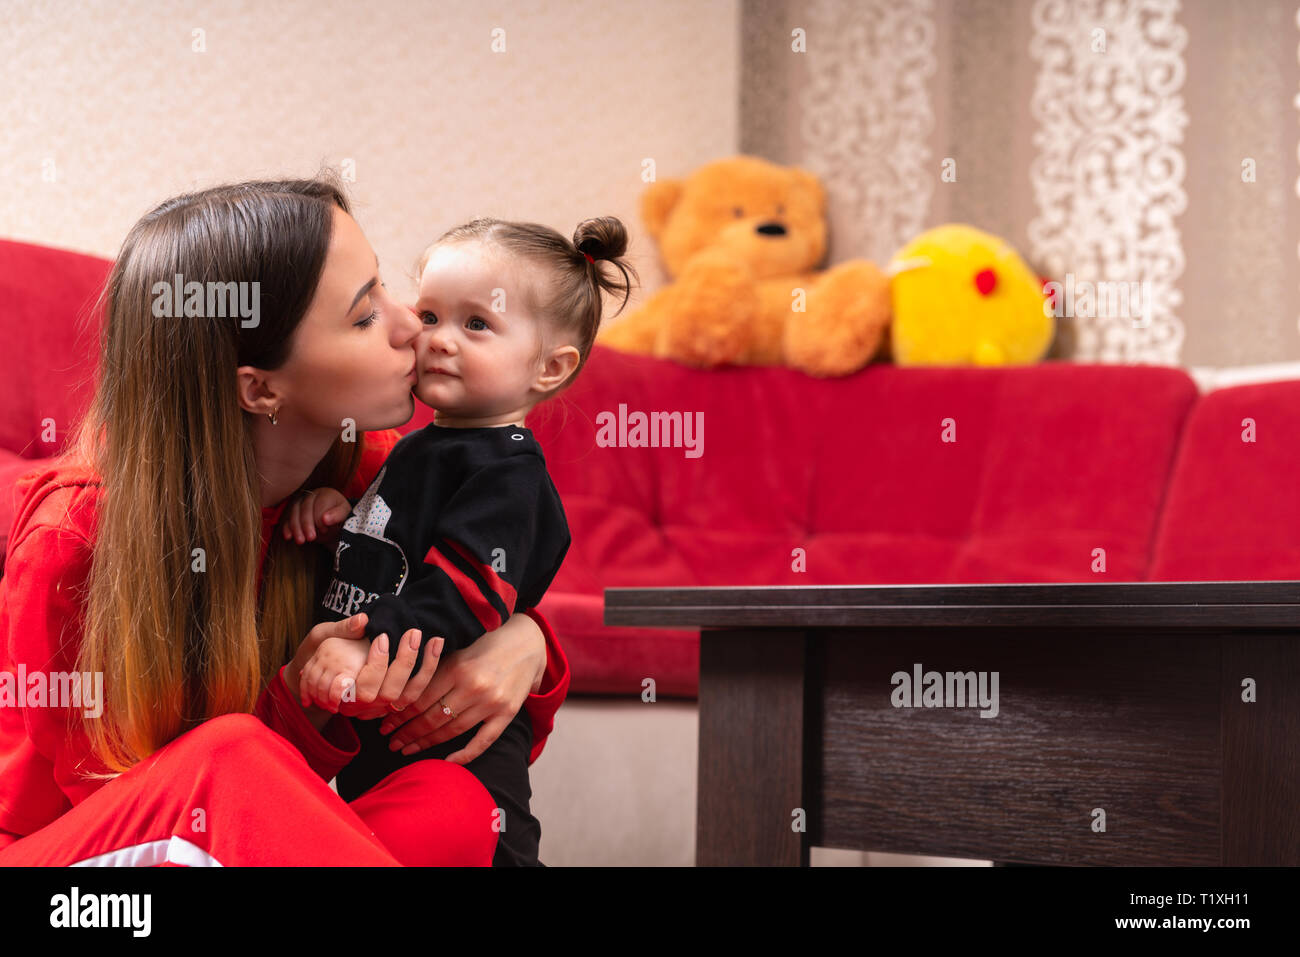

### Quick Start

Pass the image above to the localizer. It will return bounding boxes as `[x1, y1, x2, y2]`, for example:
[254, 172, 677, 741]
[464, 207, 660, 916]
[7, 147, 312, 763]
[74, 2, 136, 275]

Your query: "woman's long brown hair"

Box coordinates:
[70, 176, 364, 772]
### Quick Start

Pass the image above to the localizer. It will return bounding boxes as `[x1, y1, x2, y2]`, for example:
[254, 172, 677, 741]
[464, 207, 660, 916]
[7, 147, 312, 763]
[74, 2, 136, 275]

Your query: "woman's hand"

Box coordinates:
[284, 614, 441, 721]
[377, 611, 547, 765]
[333, 631, 445, 720]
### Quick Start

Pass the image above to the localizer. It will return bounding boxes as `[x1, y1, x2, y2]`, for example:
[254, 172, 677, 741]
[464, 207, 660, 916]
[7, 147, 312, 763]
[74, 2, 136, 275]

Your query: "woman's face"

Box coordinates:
[273, 207, 423, 433]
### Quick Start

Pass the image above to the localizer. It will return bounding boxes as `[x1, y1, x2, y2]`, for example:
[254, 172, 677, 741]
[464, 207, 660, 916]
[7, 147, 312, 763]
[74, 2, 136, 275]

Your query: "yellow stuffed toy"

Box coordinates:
[598, 155, 892, 377]
[888, 223, 1055, 366]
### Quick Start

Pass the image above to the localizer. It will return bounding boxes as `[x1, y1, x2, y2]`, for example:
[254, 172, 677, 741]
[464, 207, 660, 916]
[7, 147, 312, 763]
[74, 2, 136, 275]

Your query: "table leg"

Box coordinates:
[1221, 634, 1300, 865]
[696, 628, 808, 866]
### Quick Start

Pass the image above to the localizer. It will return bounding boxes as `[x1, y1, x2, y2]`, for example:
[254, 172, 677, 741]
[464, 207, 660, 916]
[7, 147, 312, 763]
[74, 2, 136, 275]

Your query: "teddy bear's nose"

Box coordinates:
[755, 221, 787, 237]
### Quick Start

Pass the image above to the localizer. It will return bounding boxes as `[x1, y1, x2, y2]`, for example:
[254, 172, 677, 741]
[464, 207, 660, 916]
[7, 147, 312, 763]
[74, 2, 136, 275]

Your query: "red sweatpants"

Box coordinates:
[0, 713, 499, 866]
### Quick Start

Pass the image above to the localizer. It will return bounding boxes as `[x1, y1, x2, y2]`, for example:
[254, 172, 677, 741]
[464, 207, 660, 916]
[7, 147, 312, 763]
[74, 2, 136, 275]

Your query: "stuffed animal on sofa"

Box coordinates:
[888, 223, 1055, 366]
[597, 155, 892, 377]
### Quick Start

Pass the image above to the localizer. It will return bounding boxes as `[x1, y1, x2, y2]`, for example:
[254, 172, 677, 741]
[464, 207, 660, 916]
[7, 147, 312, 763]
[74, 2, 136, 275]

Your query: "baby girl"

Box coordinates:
[288, 215, 636, 865]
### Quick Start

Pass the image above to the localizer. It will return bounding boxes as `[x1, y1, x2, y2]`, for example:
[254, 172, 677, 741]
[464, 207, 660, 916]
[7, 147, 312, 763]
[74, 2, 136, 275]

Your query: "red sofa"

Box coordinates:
[0, 240, 108, 524]
[4, 238, 1297, 702]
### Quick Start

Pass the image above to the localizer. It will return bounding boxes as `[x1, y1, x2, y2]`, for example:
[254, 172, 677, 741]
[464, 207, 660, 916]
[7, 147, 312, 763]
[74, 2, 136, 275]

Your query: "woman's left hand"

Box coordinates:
[377, 611, 546, 765]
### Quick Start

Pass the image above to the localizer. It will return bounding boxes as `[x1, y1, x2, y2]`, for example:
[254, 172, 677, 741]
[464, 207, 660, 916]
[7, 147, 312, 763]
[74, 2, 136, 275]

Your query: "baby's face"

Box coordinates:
[412, 242, 545, 418]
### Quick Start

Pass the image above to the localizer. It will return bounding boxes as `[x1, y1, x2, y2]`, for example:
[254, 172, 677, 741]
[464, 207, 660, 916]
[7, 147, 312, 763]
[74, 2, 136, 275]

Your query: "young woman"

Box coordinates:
[0, 176, 570, 866]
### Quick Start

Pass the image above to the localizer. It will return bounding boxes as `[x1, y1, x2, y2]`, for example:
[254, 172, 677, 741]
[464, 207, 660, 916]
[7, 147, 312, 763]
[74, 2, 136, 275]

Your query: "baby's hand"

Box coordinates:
[284, 487, 351, 546]
[299, 633, 372, 712]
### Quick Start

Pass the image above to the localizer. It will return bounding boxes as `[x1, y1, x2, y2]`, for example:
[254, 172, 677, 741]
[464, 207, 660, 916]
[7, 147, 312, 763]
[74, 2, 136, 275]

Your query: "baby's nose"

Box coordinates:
[426, 329, 455, 352]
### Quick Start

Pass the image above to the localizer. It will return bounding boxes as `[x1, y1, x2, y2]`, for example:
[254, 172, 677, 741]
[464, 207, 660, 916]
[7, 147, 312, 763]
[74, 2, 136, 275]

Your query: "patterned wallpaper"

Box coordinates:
[742, 0, 1300, 367]
[0, 0, 739, 306]
[8, 0, 1297, 368]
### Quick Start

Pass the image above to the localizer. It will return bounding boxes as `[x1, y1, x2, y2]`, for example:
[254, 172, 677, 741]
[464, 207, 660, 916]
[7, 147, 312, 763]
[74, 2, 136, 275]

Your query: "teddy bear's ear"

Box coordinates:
[789, 167, 827, 212]
[640, 178, 684, 240]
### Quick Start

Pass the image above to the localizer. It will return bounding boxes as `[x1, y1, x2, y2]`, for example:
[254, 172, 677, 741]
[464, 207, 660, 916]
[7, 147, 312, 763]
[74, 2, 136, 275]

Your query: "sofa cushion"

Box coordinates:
[804, 363, 1198, 584]
[1149, 379, 1300, 580]
[0, 240, 110, 462]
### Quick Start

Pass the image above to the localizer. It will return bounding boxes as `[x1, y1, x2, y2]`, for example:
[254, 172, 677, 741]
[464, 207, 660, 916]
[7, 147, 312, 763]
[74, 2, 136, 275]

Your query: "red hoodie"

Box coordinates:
[0, 429, 570, 846]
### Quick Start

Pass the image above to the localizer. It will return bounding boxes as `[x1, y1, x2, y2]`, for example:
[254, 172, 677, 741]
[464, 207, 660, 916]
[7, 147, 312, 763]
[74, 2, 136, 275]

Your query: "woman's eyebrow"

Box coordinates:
[348, 278, 378, 313]
[347, 255, 382, 313]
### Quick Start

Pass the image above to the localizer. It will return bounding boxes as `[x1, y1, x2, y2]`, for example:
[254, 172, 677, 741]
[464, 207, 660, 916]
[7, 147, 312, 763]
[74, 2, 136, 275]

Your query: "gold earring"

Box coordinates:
[268, 408, 278, 425]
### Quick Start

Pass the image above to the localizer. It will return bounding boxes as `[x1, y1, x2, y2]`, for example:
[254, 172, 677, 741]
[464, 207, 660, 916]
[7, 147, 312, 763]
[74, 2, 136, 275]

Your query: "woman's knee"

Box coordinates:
[353, 760, 500, 867]
[165, 712, 285, 766]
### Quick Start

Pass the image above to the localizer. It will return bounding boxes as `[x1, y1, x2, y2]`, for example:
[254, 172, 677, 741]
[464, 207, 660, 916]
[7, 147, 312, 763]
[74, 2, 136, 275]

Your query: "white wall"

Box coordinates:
[0, 0, 739, 303]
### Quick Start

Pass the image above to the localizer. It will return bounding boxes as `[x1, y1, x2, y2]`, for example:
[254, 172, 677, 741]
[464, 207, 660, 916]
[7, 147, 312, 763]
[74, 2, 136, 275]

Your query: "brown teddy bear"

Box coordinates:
[598, 155, 892, 377]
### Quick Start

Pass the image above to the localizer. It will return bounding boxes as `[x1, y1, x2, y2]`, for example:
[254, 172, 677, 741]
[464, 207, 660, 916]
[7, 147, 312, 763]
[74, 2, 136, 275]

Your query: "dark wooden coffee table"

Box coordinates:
[604, 581, 1299, 866]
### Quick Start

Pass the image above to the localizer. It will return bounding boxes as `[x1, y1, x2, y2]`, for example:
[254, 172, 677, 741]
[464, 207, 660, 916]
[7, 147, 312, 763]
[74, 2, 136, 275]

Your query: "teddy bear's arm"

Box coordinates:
[784, 260, 892, 377]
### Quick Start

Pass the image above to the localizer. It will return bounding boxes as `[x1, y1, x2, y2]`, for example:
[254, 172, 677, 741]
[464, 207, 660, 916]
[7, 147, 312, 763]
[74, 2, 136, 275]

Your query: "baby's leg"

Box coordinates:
[339, 710, 542, 866]
[461, 710, 541, 866]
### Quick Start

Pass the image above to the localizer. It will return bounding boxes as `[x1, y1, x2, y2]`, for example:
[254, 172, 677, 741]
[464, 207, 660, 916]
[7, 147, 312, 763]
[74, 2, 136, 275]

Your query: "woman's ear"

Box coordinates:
[235, 364, 282, 416]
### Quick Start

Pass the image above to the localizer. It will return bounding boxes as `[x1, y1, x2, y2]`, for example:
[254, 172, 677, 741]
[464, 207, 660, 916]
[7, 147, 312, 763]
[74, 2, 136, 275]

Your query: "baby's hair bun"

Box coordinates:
[574, 217, 629, 263]
[570, 216, 637, 319]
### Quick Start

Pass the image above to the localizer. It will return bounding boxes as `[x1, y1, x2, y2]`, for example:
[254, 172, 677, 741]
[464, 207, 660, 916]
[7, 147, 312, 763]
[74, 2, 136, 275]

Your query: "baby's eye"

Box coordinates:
[467, 316, 488, 331]
[420, 311, 437, 324]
